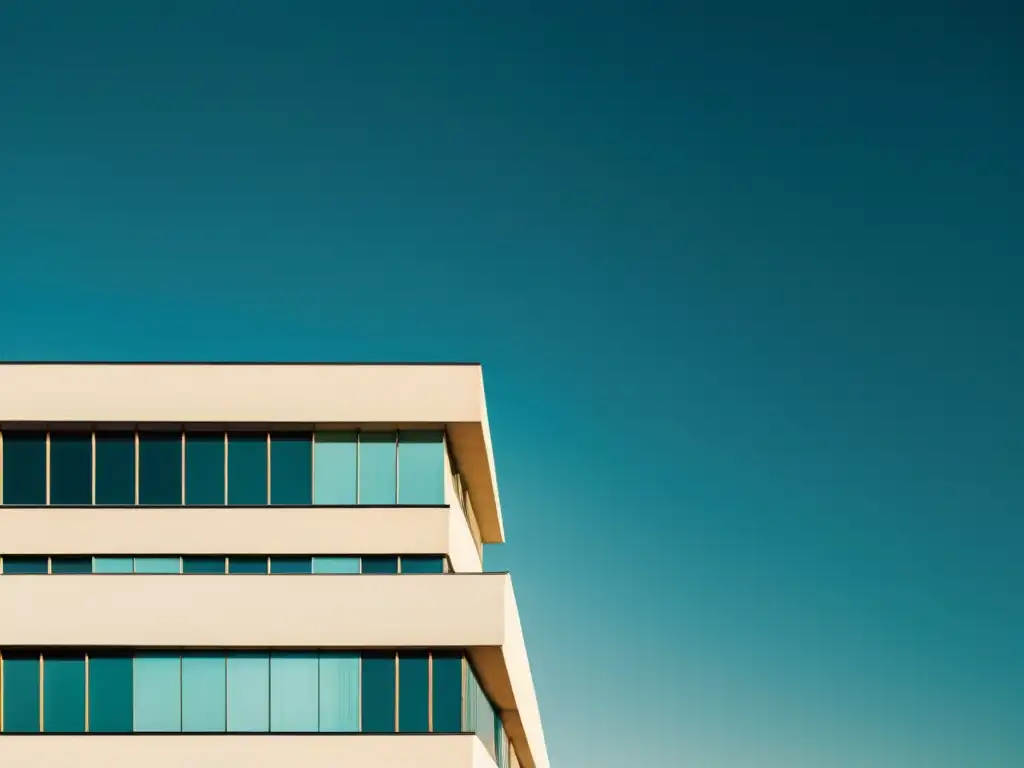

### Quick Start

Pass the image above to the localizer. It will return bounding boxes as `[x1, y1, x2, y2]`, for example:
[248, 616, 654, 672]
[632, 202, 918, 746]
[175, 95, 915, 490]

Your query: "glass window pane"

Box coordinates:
[88, 655, 133, 733]
[95, 431, 135, 505]
[313, 431, 357, 504]
[51, 556, 92, 574]
[431, 653, 463, 734]
[2, 556, 48, 574]
[134, 557, 180, 574]
[228, 556, 267, 574]
[185, 432, 225, 505]
[182, 652, 226, 732]
[227, 652, 269, 732]
[361, 652, 396, 733]
[270, 653, 318, 732]
[312, 557, 359, 574]
[270, 557, 312, 574]
[2, 432, 46, 505]
[358, 432, 397, 504]
[133, 652, 181, 732]
[362, 556, 398, 574]
[398, 431, 445, 505]
[139, 432, 181, 506]
[400, 556, 445, 574]
[49, 432, 93, 505]
[228, 433, 267, 505]
[270, 432, 312, 505]
[398, 652, 429, 733]
[2, 654, 40, 733]
[93, 557, 134, 574]
[43, 654, 86, 733]
[318, 652, 359, 733]
[183, 556, 226, 574]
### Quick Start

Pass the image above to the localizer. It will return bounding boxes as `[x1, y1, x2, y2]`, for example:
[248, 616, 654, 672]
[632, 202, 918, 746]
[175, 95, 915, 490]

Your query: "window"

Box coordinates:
[312, 557, 359, 574]
[398, 652, 429, 733]
[227, 652, 269, 732]
[93, 557, 134, 574]
[49, 432, 92, 505]
[362, 556, 398, 574]
[398, 431, 445, 505]
[43, 654, 86, 733]
[134, 652, 182, 732]
[2, 431, 46, 505]
[313, 431, 357, 504]
[228, 556, 267, 574]
[228, 433, 267, 505]
[359, 432, 397, 504]
[138, 432, 181, 505]
[318, 652, 359, 732]
[361, 652, 396, 733]
[183, 556, 226, 574]
[270, 432, 312, 505]
[2, 653, 40, 732]
[1, 556, 48, 574]
[94, 431, 135, 505]
[400, 556, 445, 574]
[51, 556, 92, 574]
[269, 557, 312, 574]
[88, 654, 133, 733]
[431, 653, 463, 733]
[465, 662, 497, 758]
[134, 557, 180, 574]
[270, 653, 319, 732]
[185, 432, 225, 505]
[182, 652, 226, 732]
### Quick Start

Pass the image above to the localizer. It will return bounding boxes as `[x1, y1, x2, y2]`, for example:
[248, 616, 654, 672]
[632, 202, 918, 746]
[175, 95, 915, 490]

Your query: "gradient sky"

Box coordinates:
[1, 2, 1021, 766]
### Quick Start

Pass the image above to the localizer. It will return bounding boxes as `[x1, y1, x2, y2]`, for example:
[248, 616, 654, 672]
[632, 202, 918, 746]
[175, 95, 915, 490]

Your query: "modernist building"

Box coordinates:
[0, 363, 547, 768]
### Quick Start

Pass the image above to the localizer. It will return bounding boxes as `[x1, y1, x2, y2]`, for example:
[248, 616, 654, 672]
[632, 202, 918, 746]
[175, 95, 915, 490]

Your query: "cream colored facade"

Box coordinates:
[0, 363, 547, 768]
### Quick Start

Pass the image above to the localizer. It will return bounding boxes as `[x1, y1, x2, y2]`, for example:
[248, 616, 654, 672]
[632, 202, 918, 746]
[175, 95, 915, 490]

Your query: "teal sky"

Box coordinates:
[1, 2, 1021, 766]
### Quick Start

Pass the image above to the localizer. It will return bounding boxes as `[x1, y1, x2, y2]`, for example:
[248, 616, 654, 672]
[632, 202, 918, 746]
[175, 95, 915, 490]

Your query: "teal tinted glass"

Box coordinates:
[313, 431, 357, 504]
[182, 653, 226, 732]
[398, 652, 429, 732]
[94, 431, 135, 505]
[43, 654, 86, 733]
[431, 653, 463, 733]
[88, 655, 133, 733]
[400, 556, 445, 574]
[133, 652, 181, 732]
[185, 432, 225, 505]
[362, 556, 398, 574]
[270, 432, 312, 505]
[93, 557, 134, 574]
[2, 654, 40, 732]
[49, 432, 92, 505]
[2, 432, 46, 505]
[397, 431, 445, 504]
[227, 652, 269, 732]
[270, 557, 312, 574]
[2, 556, 48, 574]
[51, 556, 92, 574]
[228, 433, 267, 505]
[312, 557, 359, 574]
[138, 432, 182, 505]
[361, 652, 396, 733]
[358, 432, 397, 504]
[228, 556, 267, 574]
[134, 557, 180, 574]
[183, 556, 226, 574]
[270, 653, 318, 732]
[318, 652, 359, 732]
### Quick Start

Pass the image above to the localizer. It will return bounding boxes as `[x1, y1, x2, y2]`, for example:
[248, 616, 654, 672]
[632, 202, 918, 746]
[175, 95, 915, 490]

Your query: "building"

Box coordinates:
[0, 362, 548, 768]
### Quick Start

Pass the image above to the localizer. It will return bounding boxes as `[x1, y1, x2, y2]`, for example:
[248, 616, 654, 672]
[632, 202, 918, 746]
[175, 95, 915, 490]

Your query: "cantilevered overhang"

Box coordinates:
[0, 573, 547, 768]
[0, 362, 504, 543]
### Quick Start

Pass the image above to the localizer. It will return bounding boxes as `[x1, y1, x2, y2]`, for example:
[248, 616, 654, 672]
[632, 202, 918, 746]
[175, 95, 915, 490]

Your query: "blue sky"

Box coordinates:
[1, 2, 1021, 765]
